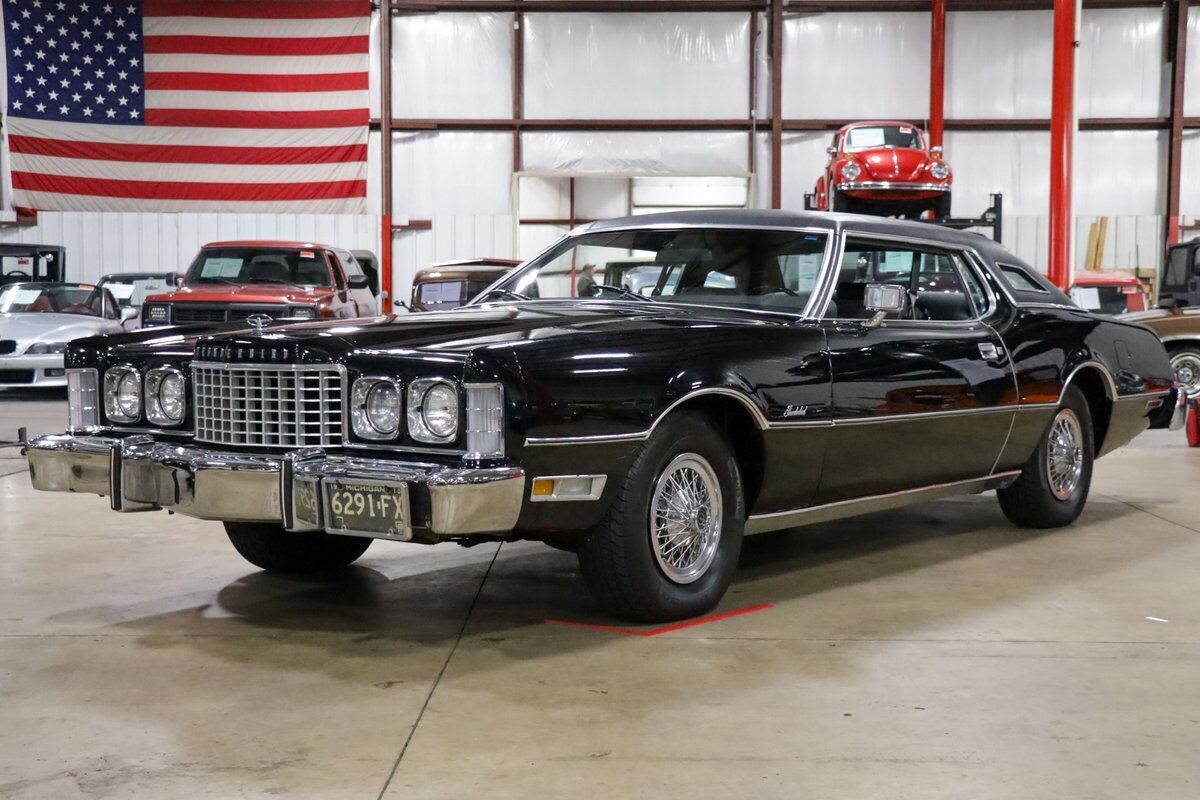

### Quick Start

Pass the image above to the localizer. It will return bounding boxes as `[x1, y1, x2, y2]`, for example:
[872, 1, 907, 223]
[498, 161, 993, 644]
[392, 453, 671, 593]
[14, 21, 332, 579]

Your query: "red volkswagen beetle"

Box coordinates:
[814, 121, 952, 219]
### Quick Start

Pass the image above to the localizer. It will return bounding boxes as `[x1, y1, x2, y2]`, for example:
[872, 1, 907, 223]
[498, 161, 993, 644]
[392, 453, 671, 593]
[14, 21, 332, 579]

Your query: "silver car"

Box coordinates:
[0, 283, 133, 389]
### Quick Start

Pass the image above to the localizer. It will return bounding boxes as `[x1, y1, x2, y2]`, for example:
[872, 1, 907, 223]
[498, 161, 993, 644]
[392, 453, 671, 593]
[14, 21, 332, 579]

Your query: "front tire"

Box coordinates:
[577, 412, 745, 622]
[997, 386, 1094, 528]
[225, 522, 372, 574]
[932, 192, 952, 219]
[831, 190, 856, 214]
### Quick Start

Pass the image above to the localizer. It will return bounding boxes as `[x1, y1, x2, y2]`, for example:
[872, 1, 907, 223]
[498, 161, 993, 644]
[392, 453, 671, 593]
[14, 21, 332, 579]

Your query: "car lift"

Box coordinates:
[803, 192, 1004, 244]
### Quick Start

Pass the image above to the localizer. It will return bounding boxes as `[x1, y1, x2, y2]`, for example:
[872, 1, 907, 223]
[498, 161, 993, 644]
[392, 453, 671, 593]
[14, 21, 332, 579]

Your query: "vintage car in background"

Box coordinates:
[814, 121, 952, 219]
[26, 210, 1181, 621]
[0, 282, 133, 388]
[1069, 271, 1147, 315]
[0, 243, 67, 287]
[409, 258, 520, 311]
[97, 272, 180, 328]
[141, 242, 378, 327]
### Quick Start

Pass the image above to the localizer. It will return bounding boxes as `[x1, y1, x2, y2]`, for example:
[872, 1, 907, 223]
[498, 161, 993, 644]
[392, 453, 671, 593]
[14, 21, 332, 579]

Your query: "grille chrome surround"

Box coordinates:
[192, 361, 345, 449]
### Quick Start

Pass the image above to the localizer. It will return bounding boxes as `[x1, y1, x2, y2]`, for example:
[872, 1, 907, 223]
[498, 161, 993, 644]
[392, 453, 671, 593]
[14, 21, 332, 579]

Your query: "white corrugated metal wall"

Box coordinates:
[0, 5, 1188, 292]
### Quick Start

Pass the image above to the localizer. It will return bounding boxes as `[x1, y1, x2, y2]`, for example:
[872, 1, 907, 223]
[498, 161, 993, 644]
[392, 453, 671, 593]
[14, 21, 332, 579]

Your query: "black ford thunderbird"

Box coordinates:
[26, 210, 1184, 621]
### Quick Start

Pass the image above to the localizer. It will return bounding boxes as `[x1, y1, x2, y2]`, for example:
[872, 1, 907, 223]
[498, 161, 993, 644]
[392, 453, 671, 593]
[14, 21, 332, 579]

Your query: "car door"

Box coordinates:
[815, 234, 1016, 504]
[323, 251, 357, 318]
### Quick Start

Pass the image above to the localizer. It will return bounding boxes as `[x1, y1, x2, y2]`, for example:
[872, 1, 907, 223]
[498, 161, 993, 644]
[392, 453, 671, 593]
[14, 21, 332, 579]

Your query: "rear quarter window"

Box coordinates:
[995, 262, 1073, 306]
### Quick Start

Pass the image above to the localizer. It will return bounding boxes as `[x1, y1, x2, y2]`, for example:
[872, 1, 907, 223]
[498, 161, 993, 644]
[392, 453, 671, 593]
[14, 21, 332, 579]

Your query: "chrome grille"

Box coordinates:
[192, 362, 343, 448]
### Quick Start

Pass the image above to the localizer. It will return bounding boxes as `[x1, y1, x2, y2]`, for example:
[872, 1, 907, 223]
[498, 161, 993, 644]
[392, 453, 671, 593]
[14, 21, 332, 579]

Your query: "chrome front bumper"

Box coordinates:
[836, 181, 949, 193]
[26, 434, 525, 541]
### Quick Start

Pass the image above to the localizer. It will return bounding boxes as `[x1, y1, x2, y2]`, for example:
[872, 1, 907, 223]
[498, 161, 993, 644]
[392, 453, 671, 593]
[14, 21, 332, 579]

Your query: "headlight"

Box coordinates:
[145, 368, 186, 426]
[288, 306, 317, 319]
[144, 305, 169, 325]
[407, 378, 459, 444]
[25, 342, 67, 355]
[103, 365, 142, 423]
[930, 161, 950, 180]
[351, 377, 402, 440]
[841, 161, 861, 181]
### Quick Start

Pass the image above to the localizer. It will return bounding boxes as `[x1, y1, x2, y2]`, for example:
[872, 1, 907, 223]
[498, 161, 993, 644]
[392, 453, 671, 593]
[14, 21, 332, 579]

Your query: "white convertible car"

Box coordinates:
[0, 283, 133, 389]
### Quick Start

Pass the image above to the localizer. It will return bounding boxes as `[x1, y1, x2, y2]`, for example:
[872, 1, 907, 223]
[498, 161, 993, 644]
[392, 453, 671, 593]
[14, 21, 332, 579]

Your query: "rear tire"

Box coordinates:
[997, 386, 1094, 528]
[932, 192, 952, 219]
[225, 522, 372, 574]
[577, 412, 745, 622]
[1167, 344, 1200, 397]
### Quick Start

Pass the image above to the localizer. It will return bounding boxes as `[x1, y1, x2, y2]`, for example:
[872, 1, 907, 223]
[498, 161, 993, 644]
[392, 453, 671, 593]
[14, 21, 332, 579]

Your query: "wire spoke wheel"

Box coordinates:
[649, 453, 723, 584]
[1046, 408, 1085, 501]
[1170, 352, 1200, 396]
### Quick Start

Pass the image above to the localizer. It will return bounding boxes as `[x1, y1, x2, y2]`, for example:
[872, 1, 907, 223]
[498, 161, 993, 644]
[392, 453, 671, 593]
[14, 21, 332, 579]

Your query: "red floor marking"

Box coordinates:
[546, 603, 774, 637]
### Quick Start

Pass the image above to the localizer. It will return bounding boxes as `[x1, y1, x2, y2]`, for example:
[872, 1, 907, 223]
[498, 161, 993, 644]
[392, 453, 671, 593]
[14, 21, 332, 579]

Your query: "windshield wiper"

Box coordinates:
[605, 287, 655, 303]
[244, 277, 294, 285]
[191, 277, 240, 286]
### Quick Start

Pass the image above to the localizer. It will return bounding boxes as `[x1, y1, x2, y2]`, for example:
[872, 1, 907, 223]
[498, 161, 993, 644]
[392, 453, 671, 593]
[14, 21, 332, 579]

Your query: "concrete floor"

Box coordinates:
[1, 389, 1198, 799]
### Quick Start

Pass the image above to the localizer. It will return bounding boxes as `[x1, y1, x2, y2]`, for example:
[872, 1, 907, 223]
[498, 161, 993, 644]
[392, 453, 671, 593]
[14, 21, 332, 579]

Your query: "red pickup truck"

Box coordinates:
[142, 241, 379, 327]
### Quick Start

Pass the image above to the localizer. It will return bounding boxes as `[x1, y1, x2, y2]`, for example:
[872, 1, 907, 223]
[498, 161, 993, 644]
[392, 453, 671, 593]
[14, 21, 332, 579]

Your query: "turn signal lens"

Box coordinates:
[532, 479, 555, 496]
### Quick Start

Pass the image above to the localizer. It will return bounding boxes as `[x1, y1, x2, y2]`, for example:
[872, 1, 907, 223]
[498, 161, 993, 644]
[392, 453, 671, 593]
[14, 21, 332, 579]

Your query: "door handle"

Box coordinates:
[978, 342, 1004, 362]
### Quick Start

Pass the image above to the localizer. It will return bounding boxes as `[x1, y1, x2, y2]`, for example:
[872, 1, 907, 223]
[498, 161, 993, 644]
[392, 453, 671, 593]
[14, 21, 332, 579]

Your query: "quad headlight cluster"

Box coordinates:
[103, 365, 187, 426]
[351, 376, 461, 444]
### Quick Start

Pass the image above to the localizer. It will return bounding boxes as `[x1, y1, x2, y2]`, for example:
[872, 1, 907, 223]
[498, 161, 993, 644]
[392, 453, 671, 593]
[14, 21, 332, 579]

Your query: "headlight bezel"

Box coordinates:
[145, 367, 187, 427]
[25, 342, 68, 355]
[143, 304, 170, 325]
[407, 377, 460, 444]
[287, 306, 318, 320]
[930, 160, 951, 180]
[840, 160, 861, 181]
[103, 365, 143, 423]
[350, 376, 403, 440]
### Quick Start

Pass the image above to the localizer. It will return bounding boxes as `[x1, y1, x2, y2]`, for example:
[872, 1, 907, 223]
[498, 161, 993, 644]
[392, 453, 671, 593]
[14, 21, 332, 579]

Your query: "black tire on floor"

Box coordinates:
[576, 411, 745, 623]
[997, 385, 1094, 528]
[224, 522, 372, 574]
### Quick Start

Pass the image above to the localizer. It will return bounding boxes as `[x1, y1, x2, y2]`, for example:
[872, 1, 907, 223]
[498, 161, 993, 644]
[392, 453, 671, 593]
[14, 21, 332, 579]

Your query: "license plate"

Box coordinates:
[323, 480, 410, 538]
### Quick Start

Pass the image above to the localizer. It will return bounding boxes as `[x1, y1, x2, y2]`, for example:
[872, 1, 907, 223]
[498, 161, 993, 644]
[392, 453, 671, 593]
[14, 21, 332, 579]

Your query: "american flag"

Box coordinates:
[3, 0, 370, 213]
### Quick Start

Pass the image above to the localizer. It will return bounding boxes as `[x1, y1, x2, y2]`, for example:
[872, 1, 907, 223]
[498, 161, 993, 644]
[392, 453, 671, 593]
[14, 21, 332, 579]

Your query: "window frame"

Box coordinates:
[816, 230, 997, 325]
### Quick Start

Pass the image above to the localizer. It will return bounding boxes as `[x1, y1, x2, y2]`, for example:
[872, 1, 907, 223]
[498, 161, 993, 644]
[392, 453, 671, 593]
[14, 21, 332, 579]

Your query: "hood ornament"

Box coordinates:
[246, 314, 272, 333]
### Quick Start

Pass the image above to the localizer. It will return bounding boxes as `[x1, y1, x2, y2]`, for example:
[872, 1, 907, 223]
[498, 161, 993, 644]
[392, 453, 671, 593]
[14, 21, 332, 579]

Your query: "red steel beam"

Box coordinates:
[379, 3, 395, 310]
[929, 0, 946, 147]
[382, 117, 1192, 133]
[513, 10, 524, 173]
[388, 0, 1162, 10]
[1167, 0, 1189, 246]
[1047, 0, 1077, 290]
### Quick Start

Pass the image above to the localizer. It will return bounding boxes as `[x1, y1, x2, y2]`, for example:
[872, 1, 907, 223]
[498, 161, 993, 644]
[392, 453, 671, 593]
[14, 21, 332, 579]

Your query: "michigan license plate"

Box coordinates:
[323, 480, 410, 538]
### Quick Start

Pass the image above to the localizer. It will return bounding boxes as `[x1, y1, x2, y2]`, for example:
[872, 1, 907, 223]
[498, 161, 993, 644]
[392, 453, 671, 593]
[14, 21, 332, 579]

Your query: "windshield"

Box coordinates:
[482, 228, 829, 314]
[100, 276, 175, 308]
[843, 125, 923, 152]
[184, 248, 331, 287]
[0, 285, 102, 316]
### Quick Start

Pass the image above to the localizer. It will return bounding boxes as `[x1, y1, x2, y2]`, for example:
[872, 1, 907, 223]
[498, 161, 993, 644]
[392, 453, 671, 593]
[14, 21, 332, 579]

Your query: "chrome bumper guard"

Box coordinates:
[1148, 387, 1186, 431]
[26, 434, 525, 541]
[836, 181, 949, 192]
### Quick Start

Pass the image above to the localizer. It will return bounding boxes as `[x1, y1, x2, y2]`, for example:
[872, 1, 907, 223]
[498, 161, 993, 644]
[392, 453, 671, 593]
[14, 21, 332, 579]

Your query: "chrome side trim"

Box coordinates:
[836, 181, 949, 192]
[745, 471, 1021, 535]
[525, 402, 1061, 445]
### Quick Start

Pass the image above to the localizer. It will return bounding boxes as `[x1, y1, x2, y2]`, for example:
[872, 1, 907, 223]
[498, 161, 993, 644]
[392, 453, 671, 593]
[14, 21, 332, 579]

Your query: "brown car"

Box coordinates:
[1125, 307, 1200, 396]
[409, 258, 520, 312]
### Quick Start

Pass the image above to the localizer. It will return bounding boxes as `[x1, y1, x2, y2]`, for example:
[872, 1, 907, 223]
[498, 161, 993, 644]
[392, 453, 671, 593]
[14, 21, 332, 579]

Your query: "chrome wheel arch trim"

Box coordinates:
[1059, 360, 1117, 405]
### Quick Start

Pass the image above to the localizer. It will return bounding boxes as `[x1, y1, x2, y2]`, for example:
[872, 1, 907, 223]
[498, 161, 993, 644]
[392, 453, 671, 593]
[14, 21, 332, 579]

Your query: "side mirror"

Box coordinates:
[119, 307, 139, 324]
[347, 274, 371, 290]
[864, 283, 907, 326]
[826, 146, 837, 157]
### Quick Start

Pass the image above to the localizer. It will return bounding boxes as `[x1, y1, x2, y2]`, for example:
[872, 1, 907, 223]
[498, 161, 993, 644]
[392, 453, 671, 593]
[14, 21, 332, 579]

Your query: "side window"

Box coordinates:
[828, 239, 977, 322]
[956, 257, 989, 316]
[341, 252, 365, 279]
[1163, 247, 1188, 293]
[325, 252, 346, 290]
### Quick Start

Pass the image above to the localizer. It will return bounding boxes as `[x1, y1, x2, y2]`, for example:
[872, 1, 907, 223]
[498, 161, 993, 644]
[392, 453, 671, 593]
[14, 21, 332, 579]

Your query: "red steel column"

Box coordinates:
[1167, 0, 1189, 246]
[770, 0, 783, 209]
[1047, 0, 1078, 291]
[380, 2, 394, 310]
[928, 0, 945, 148]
